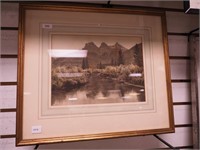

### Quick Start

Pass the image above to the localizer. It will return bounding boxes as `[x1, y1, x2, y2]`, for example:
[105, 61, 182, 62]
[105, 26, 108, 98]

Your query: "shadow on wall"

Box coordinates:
[38, 135, 167, 149]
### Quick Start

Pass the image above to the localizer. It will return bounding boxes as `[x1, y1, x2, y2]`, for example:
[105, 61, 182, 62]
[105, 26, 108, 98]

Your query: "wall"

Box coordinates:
[0, 2, 199, 149]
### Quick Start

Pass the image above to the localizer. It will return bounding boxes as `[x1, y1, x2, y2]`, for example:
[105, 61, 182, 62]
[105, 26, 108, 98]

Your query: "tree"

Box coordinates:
[82, 58, 88, 69]
[118, 49, 124, 65]
[134, 44, 143, 67]
[111, 58, 114, 66]
[99, 62, 103, 69]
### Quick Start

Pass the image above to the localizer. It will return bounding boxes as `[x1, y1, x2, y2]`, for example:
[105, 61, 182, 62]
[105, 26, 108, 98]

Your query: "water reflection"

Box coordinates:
[52, 76, 145, 106]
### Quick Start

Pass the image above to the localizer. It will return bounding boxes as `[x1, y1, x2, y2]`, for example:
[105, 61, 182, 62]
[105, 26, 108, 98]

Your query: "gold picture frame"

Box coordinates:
[16, 2, 174, 146]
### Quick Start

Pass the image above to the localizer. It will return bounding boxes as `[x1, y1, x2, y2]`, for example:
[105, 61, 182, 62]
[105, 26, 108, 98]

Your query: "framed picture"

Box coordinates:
[16, 2, 174, 146]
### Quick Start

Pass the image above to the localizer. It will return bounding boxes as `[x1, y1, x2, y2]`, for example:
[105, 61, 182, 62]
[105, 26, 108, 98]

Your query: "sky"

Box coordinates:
[51, 34, 142, 50]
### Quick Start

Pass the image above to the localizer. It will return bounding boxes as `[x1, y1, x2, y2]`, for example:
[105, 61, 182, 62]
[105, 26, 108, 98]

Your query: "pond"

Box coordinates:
[51, 74, 145, 106]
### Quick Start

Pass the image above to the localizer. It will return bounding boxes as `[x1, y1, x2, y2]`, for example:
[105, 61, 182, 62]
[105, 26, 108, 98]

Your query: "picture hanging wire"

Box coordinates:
[106, 0, 112, 8]
[153, 135, 175, 149]
[188, 27, 199, 41]
[34, 144, 39, 150]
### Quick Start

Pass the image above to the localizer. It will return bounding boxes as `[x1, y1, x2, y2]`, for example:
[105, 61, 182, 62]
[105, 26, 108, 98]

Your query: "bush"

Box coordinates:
[52, 66, 88, 91]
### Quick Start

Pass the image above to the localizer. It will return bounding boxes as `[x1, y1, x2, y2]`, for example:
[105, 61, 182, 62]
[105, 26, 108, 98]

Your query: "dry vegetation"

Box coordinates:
[52, 64, 144, 91]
